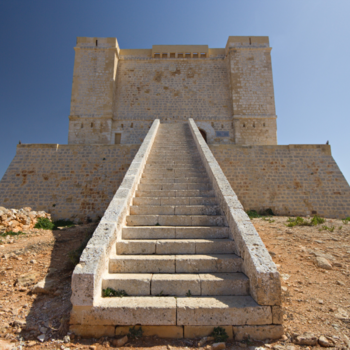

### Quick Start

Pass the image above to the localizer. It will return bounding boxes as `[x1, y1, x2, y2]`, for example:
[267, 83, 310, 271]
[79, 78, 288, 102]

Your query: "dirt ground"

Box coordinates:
[0, 216, 349, 350]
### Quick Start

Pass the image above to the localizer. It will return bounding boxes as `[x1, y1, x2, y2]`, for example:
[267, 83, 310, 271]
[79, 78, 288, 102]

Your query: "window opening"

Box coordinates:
[243, 124, 245, 128]
[131, 123, 133, 128]
[115, 133, 121, 145]
[200, 53, 206, 58]
[96, 40, 98, 47]
[185, 52, 191, 58]
[81, 123, 83, 129]
[178, 53, 184, 58]
[193, 53, 198, 58]
[154, 53, 160, 58]
[91, 122, 93, 128]
[162, 53, 168, 58]
[170, 53, 175, 58]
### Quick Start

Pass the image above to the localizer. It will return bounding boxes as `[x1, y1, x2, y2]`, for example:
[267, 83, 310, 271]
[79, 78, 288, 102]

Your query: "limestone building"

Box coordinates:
[0, 36, 349, 221]
[68, 36, 277, 146]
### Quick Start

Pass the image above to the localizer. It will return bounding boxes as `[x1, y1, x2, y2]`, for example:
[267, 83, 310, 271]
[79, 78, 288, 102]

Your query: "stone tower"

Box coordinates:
[68, 36, 277, 146]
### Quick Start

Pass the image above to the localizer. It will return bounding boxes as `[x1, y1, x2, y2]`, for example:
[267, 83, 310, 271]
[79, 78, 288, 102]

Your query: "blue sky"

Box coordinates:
[0, 0, 349, 183]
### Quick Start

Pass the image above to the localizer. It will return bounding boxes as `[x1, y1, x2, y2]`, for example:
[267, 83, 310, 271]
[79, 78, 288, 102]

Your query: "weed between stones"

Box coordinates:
[102, 288, 128, 297]
[210, 326, 229, 342]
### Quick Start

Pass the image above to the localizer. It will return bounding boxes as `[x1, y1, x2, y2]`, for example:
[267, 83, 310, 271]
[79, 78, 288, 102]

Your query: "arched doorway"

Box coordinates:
[199, 129, 207, 142]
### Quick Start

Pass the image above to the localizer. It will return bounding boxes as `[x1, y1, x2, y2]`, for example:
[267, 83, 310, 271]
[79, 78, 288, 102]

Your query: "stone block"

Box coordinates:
[109, 255, 176, 273]
[81, 297, 177, 326]
[122, 227, 176, 240]
[272, 306, 283, 324]
[158, 215, 192, 226]
[116, 326, 184, 338]
[117, 240, 156, 255]
[156, 240, 196, 254]
[233, 325, 283, 341]
[70, 325, 115, 338]
[102, 273, 151, 296]
[200, 273, 249, 296]
[176, 254, 242, 273]
[184, 325, 233, 339]
[177, 296, 272, 326]
[151, 274, 200, 296]
[195, 240, 235, 254]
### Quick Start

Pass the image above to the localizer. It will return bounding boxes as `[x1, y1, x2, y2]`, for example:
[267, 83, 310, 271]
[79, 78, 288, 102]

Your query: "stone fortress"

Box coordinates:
[1, 35, 349, 221]
[1, 35, 350, 339]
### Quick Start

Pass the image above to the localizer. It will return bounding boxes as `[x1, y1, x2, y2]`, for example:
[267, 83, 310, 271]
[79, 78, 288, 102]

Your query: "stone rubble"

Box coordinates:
[0, 206, 51, 233]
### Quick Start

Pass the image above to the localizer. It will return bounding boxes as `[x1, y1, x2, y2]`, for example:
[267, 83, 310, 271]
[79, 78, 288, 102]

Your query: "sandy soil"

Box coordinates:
[0, 216, 349, 349]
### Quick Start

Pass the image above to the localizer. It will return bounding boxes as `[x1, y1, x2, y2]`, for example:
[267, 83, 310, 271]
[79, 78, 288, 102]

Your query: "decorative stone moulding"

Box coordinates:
[188, 118, 281, 306]
[70, 119, 160, 307]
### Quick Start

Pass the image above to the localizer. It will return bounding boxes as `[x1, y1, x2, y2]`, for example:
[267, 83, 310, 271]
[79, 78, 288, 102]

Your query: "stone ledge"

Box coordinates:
[70, 119, 160, 307]
[188, 118, 281, 306]
[233, 325, 284, 341]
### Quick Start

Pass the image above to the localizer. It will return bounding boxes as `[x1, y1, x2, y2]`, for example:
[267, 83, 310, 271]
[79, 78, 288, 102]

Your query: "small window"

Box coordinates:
[193, 53, 198, 58]
[115, 133, 121, 145]
[130, 123, 133, 128]
[81, 123, 84, 129]
[154, 53, 160, 58]
[263, 123, 266, 127]
[253, 123, 255, 128]
[170, 53, 175, 58]
[162, 53, 168, 58]
[211, 122, 214, 127]
[178, 53, 184, 58]
[200, 53, 206, 58]
[243, 124, 245, 128]
[96, 40, 98, 47]
[185, 52, 191, 58]
[121, 124, 123, 128]
[91, 122, 93, 128]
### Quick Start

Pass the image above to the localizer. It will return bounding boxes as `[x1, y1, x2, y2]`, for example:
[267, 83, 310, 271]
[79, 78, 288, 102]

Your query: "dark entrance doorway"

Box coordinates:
[199, 129, 207, 142]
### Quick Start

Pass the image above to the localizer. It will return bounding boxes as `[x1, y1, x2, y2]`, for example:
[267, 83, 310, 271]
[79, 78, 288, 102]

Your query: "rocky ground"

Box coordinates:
[0, 215, 349, 350]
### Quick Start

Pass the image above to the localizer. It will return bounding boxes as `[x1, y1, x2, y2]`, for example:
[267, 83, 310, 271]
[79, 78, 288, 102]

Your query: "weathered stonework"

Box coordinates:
[210, 144, 350, 218]
[68, 36, 277, 146]
[0, 144, 138, 221]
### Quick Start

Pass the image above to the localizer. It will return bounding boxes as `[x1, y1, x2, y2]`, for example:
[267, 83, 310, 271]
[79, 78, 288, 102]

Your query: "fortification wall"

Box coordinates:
[0, 144, 139, 222]
[114, 56, 232, 121]
[210, 144, 350, 219]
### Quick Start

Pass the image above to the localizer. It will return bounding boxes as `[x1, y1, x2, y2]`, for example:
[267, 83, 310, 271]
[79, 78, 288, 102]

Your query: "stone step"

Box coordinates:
[142, 173, 208, 179]
[122, 226, 230, 240]
[126, 214, 226, 226]
[130, 205, 221, 216]
[145, 164, 206, 171]
[102, 273, 249, 296]
[138, 184, 212, 191]
[142, 171, 205, 178]
[135, 190, 215, 197]
[133, 197, 218, 206]
[140, 177, 210, 184]
[116, 239, 235, 255]
[109, 254, 242, 273]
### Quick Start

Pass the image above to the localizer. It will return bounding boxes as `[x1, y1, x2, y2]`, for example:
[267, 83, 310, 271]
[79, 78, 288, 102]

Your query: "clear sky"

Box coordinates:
[0, 0, 349, 183]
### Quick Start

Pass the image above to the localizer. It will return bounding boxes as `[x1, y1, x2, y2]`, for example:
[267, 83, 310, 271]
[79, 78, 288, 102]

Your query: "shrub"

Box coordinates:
[0, 230, 25, 237]
[246, 210, 261, 219]
[210, 326, 229, 342]
[34, 217, 55, 230]
[102, 288, 128, 297]
[128, 326, 143, 339]
[286, 215, 325, 227]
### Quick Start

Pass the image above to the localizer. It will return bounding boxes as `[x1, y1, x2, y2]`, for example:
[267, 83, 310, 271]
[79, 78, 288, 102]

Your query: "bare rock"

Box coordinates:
[198, 337, 208, 347]
[316, 257, 332, 270]
[211, 343, 226, 350]
[32, 277, 56, 294]
[112, 335, 128, 347]
[15, 273, 37, 287]
[318, 336, 335, 347]
[293, 333, 318, 345]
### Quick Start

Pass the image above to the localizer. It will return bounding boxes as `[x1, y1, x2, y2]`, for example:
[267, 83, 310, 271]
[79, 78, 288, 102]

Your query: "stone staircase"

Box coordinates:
[96, 123, 274, 331]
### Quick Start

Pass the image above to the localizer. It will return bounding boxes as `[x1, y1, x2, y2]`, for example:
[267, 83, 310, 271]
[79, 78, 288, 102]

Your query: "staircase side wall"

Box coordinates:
[210, 144, 350, 219]
[0, 144, 139, 222]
